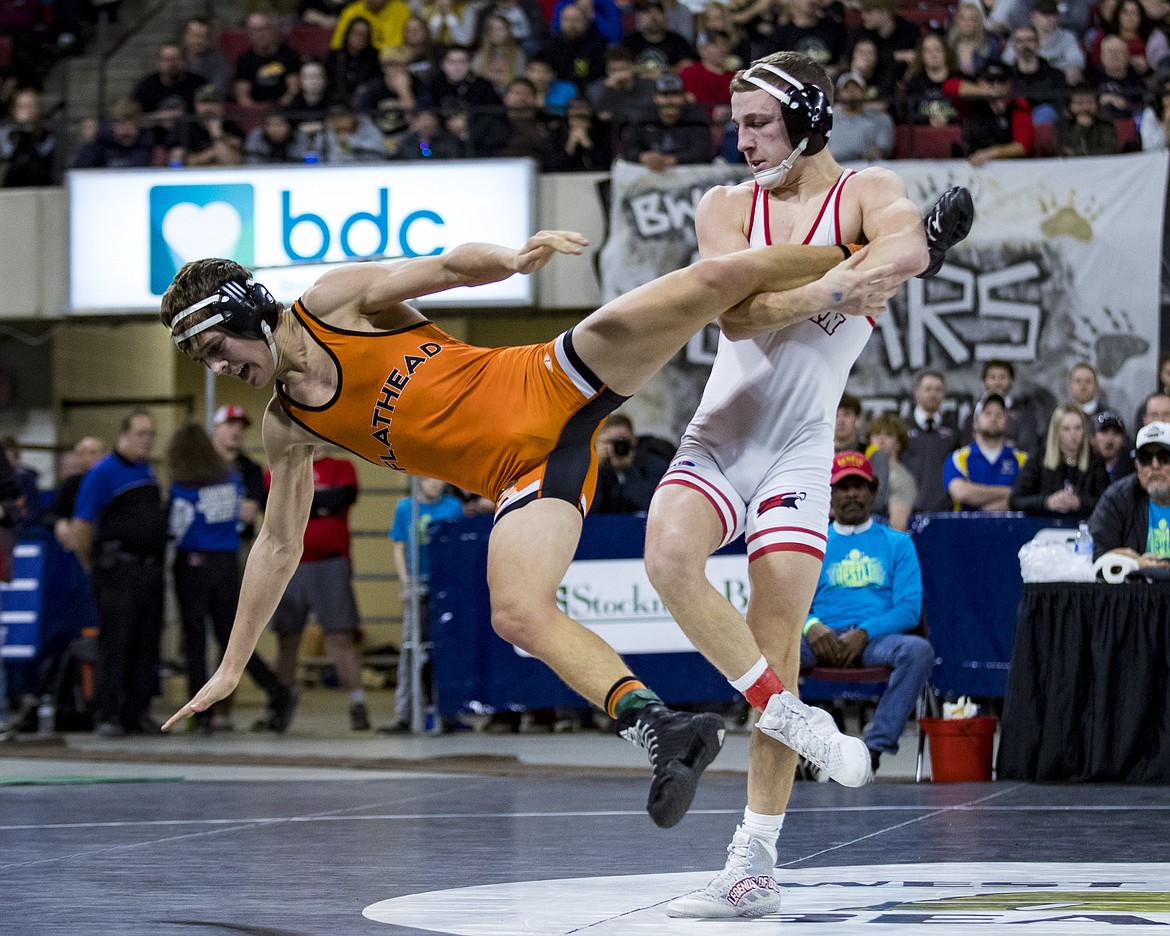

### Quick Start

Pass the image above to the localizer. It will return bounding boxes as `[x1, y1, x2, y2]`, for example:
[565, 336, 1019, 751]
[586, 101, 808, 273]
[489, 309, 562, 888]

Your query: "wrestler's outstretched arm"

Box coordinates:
[162, 398, 316, 731]
[303, 230, 590, 320]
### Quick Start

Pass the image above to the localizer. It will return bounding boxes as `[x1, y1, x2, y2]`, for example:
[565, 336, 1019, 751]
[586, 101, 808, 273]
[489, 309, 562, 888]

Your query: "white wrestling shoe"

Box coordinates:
[666, 825, 783, 919]
[757, 691, 873, 788]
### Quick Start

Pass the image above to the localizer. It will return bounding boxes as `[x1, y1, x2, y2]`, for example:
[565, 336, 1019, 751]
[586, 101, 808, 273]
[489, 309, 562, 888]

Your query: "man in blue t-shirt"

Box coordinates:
[72, 409, 168, 737]
[944, 392, 1027, 512]
[801, 451, 934, 773]
[380, 477, 464, 733]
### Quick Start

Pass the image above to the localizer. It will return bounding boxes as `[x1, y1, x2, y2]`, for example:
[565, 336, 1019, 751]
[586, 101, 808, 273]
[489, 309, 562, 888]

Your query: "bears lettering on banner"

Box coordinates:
[599, 155, 1169, 444]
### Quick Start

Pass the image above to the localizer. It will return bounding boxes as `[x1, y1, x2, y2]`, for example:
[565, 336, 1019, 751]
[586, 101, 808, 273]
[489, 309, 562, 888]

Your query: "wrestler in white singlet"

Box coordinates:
[659, 170, 874, 561]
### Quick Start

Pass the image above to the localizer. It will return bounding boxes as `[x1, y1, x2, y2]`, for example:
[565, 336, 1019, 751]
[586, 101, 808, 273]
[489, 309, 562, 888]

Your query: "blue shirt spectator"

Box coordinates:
[169, 473, 243, 553]
[800, 452, 934, 771]
[389, 479, 464, 582]
[943, 393, 1026, 511]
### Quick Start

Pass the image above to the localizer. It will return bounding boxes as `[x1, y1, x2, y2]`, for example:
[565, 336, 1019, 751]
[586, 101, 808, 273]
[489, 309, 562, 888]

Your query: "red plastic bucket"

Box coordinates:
[920, 716, 998, 782]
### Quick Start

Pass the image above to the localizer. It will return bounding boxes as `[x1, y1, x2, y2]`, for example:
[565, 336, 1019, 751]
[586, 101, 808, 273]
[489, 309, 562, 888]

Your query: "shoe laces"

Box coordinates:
[723, 832, 754, 876]
[620, 718, 658, 767]
[779, 698, 834, 771]
[698, 830, 763, 895]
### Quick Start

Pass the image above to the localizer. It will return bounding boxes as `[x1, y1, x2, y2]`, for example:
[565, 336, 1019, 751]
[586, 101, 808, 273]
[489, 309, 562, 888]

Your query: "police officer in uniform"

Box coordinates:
[72, 409, 169, 736]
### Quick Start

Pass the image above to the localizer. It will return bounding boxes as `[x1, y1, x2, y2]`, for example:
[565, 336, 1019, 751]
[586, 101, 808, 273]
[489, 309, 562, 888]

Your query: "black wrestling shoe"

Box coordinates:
[616, 704, 725, 829]
[918, 185, 975, 278]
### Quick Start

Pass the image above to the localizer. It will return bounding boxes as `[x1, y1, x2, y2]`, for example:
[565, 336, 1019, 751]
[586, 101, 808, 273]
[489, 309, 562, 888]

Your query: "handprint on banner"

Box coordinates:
[1037, 190, 1103, 243]
[1069, 306, 1148, 378]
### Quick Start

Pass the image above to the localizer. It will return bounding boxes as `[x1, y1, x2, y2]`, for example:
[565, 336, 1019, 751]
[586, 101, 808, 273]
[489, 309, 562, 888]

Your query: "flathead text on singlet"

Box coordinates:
[369, 341, 444, 470]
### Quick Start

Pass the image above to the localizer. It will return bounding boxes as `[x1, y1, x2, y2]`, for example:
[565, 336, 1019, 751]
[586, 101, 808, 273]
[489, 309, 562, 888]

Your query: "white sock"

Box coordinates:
[349, 689, 366, 705]
[729, 656, 768, 692]
[742, 807, 783, 848]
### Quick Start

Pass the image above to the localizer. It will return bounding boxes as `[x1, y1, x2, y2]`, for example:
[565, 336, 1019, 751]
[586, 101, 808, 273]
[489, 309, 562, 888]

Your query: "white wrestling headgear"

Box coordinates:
[741, 62, 833, 190]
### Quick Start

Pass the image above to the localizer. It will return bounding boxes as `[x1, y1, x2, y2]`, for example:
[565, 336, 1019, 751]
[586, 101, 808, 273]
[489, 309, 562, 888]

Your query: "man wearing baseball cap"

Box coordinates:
[1090, 411, 1134, 483]
[211, 405, 265, 542]
[1088, 421, 1170, 570]
[944, 392, 1027, 512]
[800, 452, 933, 774]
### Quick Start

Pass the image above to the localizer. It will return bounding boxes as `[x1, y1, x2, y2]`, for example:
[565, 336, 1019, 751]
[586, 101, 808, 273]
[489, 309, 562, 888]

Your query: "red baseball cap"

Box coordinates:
[830, 450, 875, 486]
[213, 404, 251, 427]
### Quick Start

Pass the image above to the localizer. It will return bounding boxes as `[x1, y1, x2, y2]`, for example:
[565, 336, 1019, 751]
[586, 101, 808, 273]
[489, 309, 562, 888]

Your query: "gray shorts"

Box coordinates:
[270, 556, 360, 636]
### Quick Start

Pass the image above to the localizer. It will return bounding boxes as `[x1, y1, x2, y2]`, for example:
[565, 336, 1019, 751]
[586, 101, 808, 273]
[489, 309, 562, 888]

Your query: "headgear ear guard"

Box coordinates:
[741, 62, 833, 189]
[170, 279, 282, 367]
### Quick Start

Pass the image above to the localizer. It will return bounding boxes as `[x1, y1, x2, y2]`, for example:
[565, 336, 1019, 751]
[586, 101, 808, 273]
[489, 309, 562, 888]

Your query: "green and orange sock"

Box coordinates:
[605, 677, 662, 721]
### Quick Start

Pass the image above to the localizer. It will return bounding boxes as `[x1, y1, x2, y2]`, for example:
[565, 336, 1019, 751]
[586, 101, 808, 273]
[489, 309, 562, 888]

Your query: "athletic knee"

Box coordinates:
[490, 594, 549, 652]
[643, 535, 706, 598]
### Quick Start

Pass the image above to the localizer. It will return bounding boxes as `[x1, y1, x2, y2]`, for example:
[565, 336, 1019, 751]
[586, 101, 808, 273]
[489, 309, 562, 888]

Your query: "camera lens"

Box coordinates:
[611, 439, 632, 457]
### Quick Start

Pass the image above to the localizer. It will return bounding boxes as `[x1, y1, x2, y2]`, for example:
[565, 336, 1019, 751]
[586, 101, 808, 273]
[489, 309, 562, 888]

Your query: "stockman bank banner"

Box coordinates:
[514, 554, 749, 657]
[67, 159, 535, 312]
[599, 152, 1170, 441]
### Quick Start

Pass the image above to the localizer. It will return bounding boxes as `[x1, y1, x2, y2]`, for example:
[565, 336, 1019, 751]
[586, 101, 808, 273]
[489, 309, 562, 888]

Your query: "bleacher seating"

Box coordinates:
[225, 102, 271, 134]
[1114, 118, 1137, 152]
[894, 123, 962, 159]
[288, 24, 332, 62]
[219, 28, 251, 68]
[1032, 121, 1055, 157]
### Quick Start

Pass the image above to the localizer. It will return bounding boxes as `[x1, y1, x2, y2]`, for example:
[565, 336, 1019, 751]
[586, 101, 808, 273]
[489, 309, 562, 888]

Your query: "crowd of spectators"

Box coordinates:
[5, 0, 1170, 184]
[835, 355, 1170, 560]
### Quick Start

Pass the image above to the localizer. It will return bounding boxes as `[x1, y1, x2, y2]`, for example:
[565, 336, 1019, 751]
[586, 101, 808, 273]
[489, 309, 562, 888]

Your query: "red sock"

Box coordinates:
[730, 658, 786, 711]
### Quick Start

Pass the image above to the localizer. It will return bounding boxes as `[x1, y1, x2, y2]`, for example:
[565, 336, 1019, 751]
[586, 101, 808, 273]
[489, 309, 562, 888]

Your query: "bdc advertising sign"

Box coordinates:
[68, 159, 536, 312]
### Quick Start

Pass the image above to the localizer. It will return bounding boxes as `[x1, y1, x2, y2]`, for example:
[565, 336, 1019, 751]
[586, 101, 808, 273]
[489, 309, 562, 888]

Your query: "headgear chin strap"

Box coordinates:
[171, 279, 281, 368]
[741, 62, 832, 190]
[752, 137, 808, 190]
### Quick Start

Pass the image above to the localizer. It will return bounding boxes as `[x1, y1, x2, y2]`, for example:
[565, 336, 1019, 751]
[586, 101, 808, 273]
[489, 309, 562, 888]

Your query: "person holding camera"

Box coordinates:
[592, 414, 670, 514]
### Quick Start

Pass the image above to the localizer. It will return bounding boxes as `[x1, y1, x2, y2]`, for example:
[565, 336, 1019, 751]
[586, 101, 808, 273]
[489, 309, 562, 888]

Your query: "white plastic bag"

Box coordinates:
[1018, 533, 1095, 583]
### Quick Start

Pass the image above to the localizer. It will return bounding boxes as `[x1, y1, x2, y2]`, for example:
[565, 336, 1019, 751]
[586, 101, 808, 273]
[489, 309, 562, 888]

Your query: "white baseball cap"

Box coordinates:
[1136, 421, 1170, 451]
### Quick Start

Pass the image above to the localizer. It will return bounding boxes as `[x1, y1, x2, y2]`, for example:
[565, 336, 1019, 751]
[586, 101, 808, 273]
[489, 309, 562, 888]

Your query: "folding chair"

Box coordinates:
[799, 616, 940, 781]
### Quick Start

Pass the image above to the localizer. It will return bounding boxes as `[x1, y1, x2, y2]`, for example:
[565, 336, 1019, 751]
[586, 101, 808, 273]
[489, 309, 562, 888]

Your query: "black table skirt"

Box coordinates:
[999, 582, 1170, 782]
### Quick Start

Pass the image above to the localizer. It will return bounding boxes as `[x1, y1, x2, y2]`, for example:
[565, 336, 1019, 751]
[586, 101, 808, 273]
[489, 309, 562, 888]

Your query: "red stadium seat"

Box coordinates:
[288, 24, 332, 62]
[225, 102, 271, 134]
[1114, 117, 1137, 152]
[0, 34, 11, 69]
[1032, 120, 1055, 157]
[894, 123, 962, 159]
[898, 3, 952, 31]
[219, 28, 251, 68]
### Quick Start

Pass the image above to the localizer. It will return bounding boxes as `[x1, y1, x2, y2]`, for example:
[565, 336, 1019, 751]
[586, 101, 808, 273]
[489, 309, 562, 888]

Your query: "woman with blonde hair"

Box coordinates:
[947, 2, 1000, 75]
[1009, 403, 1111, 519]
[865, 412, 918, 532]
[472, 13, 527, 93]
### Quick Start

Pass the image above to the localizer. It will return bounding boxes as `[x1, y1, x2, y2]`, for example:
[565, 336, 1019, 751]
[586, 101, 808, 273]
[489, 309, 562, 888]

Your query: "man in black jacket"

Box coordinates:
[621, 72, 711, 170]
[1088, 422, 1170, 570]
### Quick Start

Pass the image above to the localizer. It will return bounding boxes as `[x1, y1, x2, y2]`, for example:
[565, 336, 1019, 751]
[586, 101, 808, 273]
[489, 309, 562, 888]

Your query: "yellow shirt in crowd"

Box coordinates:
[330, 0, 411, 49]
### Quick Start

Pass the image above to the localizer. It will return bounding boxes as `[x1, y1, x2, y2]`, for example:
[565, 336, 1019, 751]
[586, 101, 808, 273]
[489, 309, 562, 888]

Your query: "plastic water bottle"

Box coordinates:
[37, 695, 55, 736]
[1073, 522, 1093, 557]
